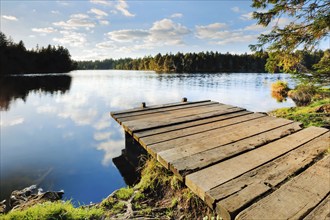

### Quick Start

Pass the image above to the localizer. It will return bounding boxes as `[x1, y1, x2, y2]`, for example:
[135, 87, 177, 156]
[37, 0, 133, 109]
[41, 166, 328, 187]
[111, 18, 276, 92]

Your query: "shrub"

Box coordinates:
[288, 84, 316, 106]
[271, 80, 290, 95]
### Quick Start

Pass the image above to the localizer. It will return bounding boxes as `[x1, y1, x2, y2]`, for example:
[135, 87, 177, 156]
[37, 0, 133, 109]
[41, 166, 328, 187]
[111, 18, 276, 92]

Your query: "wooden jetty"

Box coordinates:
[111, 100, 330, 220]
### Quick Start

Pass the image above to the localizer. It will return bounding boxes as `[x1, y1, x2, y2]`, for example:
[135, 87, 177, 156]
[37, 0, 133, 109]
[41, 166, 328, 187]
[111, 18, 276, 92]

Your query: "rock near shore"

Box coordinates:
[0, 185, 64, 214]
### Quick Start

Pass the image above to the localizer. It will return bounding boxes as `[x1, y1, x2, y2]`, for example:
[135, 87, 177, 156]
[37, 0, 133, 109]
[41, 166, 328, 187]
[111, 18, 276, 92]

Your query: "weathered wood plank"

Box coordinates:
[121, 103, 235, 125]
[185, 127, 328, 200]
[134, 111, 252, 139]
[140, 113, 266, 146]
[146, 116, 272, 157]
[203, 131, 329, 219]
[170, 122, 303, 180]
[117, 103, 227, 123]
[156, 117, 294, 168]
[123, 106, 245, 134]
[303, 195, 330, 220]
[148, 116, 284, 158]
[114, 101, 220, 121]
[235, 155, 330, 220]
[111, 100, 212, 116]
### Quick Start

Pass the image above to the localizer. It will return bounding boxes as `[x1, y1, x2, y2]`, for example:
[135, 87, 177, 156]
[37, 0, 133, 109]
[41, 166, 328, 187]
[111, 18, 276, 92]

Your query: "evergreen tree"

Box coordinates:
[250, 0, 330, 84]
[0, 32, 77, 75]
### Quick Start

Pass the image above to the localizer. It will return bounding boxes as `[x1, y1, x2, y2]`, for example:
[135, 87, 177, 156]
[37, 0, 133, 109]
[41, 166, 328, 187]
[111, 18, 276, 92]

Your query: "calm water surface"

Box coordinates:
[0, 70, 296, 204]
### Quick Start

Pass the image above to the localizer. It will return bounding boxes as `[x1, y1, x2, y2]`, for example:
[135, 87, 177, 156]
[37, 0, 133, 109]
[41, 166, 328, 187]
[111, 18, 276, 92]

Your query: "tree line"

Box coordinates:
[77, 50, 325, 74]
[1, 31, 326, 77]
[0, 32, 77, 76]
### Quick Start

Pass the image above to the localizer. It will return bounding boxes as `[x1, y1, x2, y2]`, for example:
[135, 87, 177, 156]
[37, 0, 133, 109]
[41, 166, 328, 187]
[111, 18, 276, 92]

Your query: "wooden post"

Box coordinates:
[182, 97, 188, 102]
[141, 102, 146, 108]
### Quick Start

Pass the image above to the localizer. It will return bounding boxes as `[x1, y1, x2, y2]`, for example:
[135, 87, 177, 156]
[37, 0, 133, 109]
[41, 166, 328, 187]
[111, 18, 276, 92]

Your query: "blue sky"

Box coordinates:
[1, 0, 328, 60]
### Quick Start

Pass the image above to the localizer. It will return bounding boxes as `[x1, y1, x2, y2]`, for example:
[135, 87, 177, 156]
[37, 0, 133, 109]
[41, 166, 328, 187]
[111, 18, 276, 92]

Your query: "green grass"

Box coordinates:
[0, 201, 104, 220]
[134, 157, 172, 193]
[114, 187, 134, 200]
[109, 201, 126, 215]
[270, 98, 330, 128]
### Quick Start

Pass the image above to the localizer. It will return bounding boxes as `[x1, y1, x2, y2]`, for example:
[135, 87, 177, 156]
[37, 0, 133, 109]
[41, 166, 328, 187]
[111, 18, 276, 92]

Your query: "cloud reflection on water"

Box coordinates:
[0, 117, 25, 127]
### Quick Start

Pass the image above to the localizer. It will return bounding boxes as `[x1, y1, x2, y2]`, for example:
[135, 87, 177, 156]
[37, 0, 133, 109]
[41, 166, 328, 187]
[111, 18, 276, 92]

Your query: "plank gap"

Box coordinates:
[111, 100, 212, 116]
[129, 108, 246, 135]
[226, 148, 329, 220]
[145, 113, 266, 147]
[134, 111, 253, 139]
[173, 122, 303, 179]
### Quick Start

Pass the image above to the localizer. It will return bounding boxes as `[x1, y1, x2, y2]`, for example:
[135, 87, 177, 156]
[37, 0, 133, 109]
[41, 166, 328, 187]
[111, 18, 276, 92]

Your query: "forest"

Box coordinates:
[0, 32, 77, 76]
[77, 50, 325, 73]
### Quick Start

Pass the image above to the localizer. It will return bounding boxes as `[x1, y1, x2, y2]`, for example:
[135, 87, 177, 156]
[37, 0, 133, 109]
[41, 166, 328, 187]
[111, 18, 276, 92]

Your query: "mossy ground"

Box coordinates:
[269, 89, 330, 128]
[0, 201, 104, 220]
[1, 158, 215, 220]
[100, 158, 215, 219]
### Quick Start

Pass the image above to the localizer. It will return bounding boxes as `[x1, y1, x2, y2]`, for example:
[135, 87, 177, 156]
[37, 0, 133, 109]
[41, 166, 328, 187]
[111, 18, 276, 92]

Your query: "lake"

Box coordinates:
[0, 70, 296, 205]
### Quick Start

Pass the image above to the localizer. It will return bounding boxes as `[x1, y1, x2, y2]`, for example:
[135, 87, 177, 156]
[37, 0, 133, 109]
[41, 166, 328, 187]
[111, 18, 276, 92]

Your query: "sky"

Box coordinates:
[1, 0, 329, 61]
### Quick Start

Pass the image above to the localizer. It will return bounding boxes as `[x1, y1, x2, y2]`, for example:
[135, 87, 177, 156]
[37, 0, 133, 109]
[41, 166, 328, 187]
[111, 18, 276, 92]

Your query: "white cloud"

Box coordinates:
[2, 15, 18, 21]
[115, 0, 135, 17]
[71, 14, 89, 19]
[90, 0, 112, 6]
[170, 13, 183, 18]
[195, 23, 228, 39]
[99, 20, 109, 25]
[53, 14, 95, 30]
[243, 17, 291, 32]
[272, 17, 291, 27]
[96, 41, 117, 49]
[107, 29, 149, 42]
[89, 8, 108, 18]
[32, 27, 57, 33]
[51, 10, 60, 14]
[53, 31, 87, 47]
[90, 0, 134, 17]
[148, 18, 190, 45]
[244, 23, 265, 31]
[99, 18, 190, 53]
[195, 22, 258, 45]
[231, 6, 240, 13]
[214, 32, 258, 45]
[240, 12, 253, 20]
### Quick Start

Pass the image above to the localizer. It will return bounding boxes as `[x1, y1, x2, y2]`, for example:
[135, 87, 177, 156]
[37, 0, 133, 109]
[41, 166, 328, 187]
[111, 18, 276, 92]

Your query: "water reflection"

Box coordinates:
[0, 75, 71, 111]
[0, 70, 296, 205]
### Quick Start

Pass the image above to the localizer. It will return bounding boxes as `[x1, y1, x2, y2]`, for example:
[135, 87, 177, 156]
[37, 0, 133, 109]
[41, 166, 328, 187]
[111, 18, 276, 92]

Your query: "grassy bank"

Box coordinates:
[269, 85, 329, 128]
[1, 158, 214, 220]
